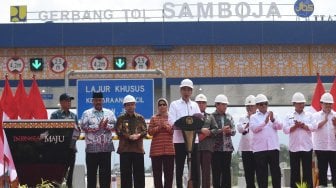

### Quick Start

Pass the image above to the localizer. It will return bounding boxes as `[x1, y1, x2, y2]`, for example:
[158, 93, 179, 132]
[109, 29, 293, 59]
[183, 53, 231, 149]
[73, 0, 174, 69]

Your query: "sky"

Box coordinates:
[1, 0, 336, 23]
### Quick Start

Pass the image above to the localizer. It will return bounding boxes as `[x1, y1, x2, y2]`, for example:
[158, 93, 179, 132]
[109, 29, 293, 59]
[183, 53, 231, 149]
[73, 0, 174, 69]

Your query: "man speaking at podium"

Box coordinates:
[168, 79, 201, 188]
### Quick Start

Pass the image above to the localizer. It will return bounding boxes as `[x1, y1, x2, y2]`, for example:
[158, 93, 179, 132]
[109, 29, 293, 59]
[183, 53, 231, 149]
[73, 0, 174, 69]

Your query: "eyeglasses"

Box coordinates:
[257, 102, 268, 106]
[158, 103, 167, 107]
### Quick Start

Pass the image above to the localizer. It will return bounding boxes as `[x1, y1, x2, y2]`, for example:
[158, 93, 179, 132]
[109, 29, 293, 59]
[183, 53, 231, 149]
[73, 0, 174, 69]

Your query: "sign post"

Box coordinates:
[77, 79, 154, 119]
[65, 69, 166, 99]
[7, 57, 25, 74]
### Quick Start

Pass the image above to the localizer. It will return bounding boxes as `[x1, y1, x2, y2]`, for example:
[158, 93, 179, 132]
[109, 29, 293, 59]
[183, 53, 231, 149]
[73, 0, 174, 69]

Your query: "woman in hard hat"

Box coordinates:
[115, 94, 147, 188]
[283, 92, 316, 188]
[237, 95, 257, 188]
[249, 94, 282, 188]
[148, 98, 175, 188]
[312, 92, 336, 187]
[211, 94, 236, 188]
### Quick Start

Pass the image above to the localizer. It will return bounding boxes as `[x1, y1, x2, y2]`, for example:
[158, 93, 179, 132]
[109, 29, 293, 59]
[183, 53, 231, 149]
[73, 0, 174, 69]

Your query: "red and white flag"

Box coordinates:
[0, 124, 17, 182]
[28, 76, 48, 119]
[0, 108, 4, 178]
[310, 73, 326, 112]
[0, 76, 18, 182]
[14, 74, 32, 119]
[330, 75, 336, 111]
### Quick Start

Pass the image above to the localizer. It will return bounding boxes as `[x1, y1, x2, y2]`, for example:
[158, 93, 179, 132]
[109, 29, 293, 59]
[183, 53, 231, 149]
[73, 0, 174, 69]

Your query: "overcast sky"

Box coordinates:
[1, 0, 335, 23]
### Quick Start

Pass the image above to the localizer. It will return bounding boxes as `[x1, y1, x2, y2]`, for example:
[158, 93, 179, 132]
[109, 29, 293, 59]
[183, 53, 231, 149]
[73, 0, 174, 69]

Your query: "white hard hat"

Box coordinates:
[123, 95, 136, 104]
[255, 94, 268, 103]
[291, 92, 306, 103]
[214, 94, 229, 104]
[179, 79, 193, 89]
[195, 94, 207, 102]
[320, 92, 334, 103]
[245, 95, 256, 105]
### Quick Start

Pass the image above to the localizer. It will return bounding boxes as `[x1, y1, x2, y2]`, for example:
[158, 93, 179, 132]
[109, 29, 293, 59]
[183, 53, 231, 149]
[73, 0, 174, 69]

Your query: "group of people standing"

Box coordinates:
[244, 91, 336, 188]
[206, 90, 336, 188]
[52, 77, 336, 188]
[51, 92, 147, 188]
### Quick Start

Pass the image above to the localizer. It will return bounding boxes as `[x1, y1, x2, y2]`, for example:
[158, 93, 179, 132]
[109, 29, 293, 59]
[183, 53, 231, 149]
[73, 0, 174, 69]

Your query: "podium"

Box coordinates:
[174, 115, 203, 188]
[3, 120, 75, 186]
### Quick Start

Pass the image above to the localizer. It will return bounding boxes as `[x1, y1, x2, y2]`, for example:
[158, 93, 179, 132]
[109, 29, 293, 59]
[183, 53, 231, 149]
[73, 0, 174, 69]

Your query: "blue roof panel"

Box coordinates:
[11, 23, 63, 47]
[63, 23, 113, 46]
[1, 21, 336, 47]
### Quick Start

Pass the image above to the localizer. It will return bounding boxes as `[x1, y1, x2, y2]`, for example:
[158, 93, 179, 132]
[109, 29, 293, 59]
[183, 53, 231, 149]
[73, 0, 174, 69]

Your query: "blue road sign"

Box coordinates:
[77, 79, 154, 119]
[41, 93, 53, 100]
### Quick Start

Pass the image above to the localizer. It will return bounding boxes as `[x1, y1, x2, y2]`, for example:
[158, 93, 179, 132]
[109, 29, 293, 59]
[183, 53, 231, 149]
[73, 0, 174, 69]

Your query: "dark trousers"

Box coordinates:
[174, 143, 200, 188]
[120, 152, 145, 188]
[315, 150, 336, 187]
[211, 151, 232, 188]
[65, 149, 76, 188]
[242, 151, 256, 188]
[199, 150, 212, 188]
[151, 155, 175, 188]
[289, 150, 313, 188]
[254, 150, 281, 188]
[86, 152, 111, 188]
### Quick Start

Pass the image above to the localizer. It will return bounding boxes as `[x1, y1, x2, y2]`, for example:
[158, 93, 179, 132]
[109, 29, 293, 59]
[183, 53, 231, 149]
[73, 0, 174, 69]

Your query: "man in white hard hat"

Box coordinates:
[283, 92, 316, 188]
[168, 78, 201, 188]
[312, 92, 336, 187]
[116, 94, 147, 188]
[195, 93, 218, 188]
[211, 94, 236, 188]
[237, 95, 257, 188]
[80, 92, 116, 188]
[249, 94, 282, 188]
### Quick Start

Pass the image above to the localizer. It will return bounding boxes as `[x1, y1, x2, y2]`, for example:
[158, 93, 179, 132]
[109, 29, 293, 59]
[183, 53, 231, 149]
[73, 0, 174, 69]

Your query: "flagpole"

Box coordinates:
[4, 157, 8, 187]
[1, 131, 7, 187]
[2, 72, 8, 186]
[2, 156, 5, 188]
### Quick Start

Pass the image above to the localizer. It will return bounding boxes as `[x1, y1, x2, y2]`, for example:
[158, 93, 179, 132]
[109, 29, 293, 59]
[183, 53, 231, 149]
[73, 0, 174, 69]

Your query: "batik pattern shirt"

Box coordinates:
[116, 112, 147, 154]
[80, 108, 116, 153]
[212, 111, 236, 152]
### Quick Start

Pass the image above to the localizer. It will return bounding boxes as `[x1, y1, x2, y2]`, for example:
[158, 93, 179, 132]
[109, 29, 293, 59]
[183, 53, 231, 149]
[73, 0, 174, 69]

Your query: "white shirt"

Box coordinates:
[283, 110, 316, 152]
[237, 115, 253, 151]
[168, 98, 201, 143]
[250, 111, 283, 152]
[312, 110, 336, 151]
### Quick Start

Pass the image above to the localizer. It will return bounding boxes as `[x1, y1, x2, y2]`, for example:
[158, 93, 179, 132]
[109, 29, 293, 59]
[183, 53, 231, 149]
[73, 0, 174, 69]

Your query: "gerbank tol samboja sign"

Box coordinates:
[37, 2, 281, 21]
[15, 0, 319, 22]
